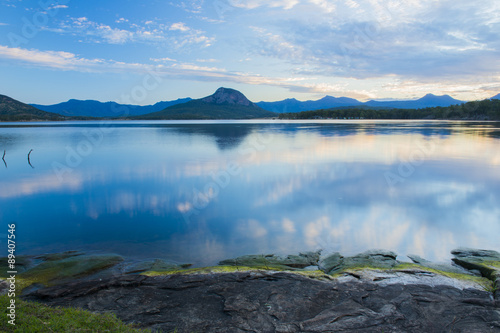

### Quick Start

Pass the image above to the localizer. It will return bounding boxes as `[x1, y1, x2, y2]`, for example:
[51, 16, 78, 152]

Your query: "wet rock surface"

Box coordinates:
[6, 248, 500, 332]
[219, 251, 322, 270]
[451, 248, 500, 300]
[319, 250, 399, 275]
[23, 271, 500, 333]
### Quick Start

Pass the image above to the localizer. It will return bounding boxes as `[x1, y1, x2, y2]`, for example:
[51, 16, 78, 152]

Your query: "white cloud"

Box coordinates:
[0, 44, 340, 94]
[151, 57, 178, 62]
[0, 45, 105, 71]
[230, 0, 299, 10]
[170, 22, 190, 32]
[51, 17, 214, 48]
[0, 23, 9, 26]
[308, 0, 336, 13]
[50, 4, 68, 9]
[196, 58, 218, 63]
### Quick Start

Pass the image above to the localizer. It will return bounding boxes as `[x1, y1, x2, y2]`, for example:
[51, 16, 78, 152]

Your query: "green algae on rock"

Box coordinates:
[20, 254, 124, 286]
[218, 251, 321, 270]
[319, 250, 398, 274]
[124, 259, 191, 274]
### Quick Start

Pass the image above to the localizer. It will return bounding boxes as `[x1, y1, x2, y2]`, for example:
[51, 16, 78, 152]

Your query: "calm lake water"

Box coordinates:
[1, 120, 499, 266]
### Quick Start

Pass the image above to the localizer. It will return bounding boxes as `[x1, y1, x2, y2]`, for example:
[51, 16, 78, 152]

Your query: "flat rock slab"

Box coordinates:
[24, 272, 500, 333]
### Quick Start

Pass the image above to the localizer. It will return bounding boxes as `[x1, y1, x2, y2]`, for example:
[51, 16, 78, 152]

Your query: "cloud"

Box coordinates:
[51, 17, 214, 48]
[230, 0, 299, 10]
[169, 22, 190, 32]
[150, 57, 178, 62]
[50, 4, 68, 9]
[308, 0, 336, 13]
[234, 0, 500, 86]
[0, 23, 9, 26]
[0, 45, 105, 71]
[173, 0, 204, 13]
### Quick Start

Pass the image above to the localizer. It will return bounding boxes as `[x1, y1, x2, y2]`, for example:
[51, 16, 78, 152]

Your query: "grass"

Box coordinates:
[0, 294, 150, 333]
[0, 253, 138, 332]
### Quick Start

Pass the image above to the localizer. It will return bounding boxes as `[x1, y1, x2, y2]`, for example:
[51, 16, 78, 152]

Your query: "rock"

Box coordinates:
[336, 268, 490, 291]
[219, 251, 321, 270]
[0, 279, 9, 295]
[0, 255, 33, 277]
[452, 248, 500, 262]
[23, 271, 500, 333]
[123, 259, 189, 274]
[451, 248, 500, 300]
[407, 254, 470, 275]
[34, 250, 84, 262]
[318, 252, 343, 274]
[20, 254, 124, 285]
[321, 250, 399, 275]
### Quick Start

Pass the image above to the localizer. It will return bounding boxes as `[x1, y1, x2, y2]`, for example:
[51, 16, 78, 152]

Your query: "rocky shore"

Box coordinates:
[2, 248, 500, 332]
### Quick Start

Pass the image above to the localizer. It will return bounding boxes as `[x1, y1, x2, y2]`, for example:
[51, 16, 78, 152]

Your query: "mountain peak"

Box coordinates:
[419, 93, 455, 101]
[201, 87, 253, 106]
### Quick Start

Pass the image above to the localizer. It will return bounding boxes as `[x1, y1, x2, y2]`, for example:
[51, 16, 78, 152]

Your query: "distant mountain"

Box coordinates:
[31, 98, 192, 118]
[136, 87, 275, 120]
[364, 94, 464, 109]
[0, 94, 63, 121]
[491, 93, 500, 100]
[258, 94, 464, 113]
[257, 96, 362, 113]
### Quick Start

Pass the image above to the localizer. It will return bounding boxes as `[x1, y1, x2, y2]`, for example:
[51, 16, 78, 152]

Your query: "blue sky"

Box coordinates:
[0, 0, 499, 105]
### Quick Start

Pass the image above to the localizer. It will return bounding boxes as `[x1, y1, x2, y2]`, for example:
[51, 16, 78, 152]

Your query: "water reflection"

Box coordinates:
[1, 120, 499, 265]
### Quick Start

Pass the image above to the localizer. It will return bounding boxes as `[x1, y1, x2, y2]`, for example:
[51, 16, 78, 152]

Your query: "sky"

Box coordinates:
[0, 0, 499, 105]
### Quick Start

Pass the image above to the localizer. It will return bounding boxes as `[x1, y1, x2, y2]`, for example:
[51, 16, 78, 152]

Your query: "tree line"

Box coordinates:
[277, 99, 500, 120]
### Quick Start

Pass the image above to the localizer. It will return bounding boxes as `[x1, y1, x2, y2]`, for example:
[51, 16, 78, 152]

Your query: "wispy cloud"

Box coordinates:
[230, 0, 299, 10]
[237, 0, 500, 82]
[1, 41, 496, 100]
[0, 44, 355, 95]
[49, 17, 214, 48]
[50, 4, 68, 9]
[172, 0, 205, 13]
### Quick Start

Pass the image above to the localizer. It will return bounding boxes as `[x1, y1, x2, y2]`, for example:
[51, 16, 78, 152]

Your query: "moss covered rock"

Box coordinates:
[20, 254, 124, 285]
[219, 251, 321, 270]
[319, 250, 398, 274]
[124, 259, 191, 274]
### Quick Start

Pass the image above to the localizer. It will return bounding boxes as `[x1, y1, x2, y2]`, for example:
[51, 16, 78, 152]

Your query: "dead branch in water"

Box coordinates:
[28, 149, 34, 168]
[2, 150, 6, 168]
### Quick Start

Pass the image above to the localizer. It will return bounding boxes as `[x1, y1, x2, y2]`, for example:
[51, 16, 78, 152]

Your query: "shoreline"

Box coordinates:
[1, 248, 499, 332]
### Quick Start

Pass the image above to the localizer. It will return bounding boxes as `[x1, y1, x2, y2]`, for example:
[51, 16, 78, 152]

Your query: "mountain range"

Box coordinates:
[0, 94, 63, 121]
[1, 89, 499, 121]
[31, 93, 473, 117]
[256, 94, 465, 113]
[31, 98, 192, 118]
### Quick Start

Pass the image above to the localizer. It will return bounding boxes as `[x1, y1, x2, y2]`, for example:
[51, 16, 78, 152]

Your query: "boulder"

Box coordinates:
[219, 251, 321, 270]
[124, 259, 191, 274]
[318, 252, 343, 274]
[20, 254, 124, 285]
[320, 250, 399, 275]
[451, 248, 500, 300]
[407, 254, 470, 275]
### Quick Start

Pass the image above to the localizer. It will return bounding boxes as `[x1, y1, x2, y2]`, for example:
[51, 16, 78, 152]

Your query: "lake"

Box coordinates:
[1, 120, 499, 266]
